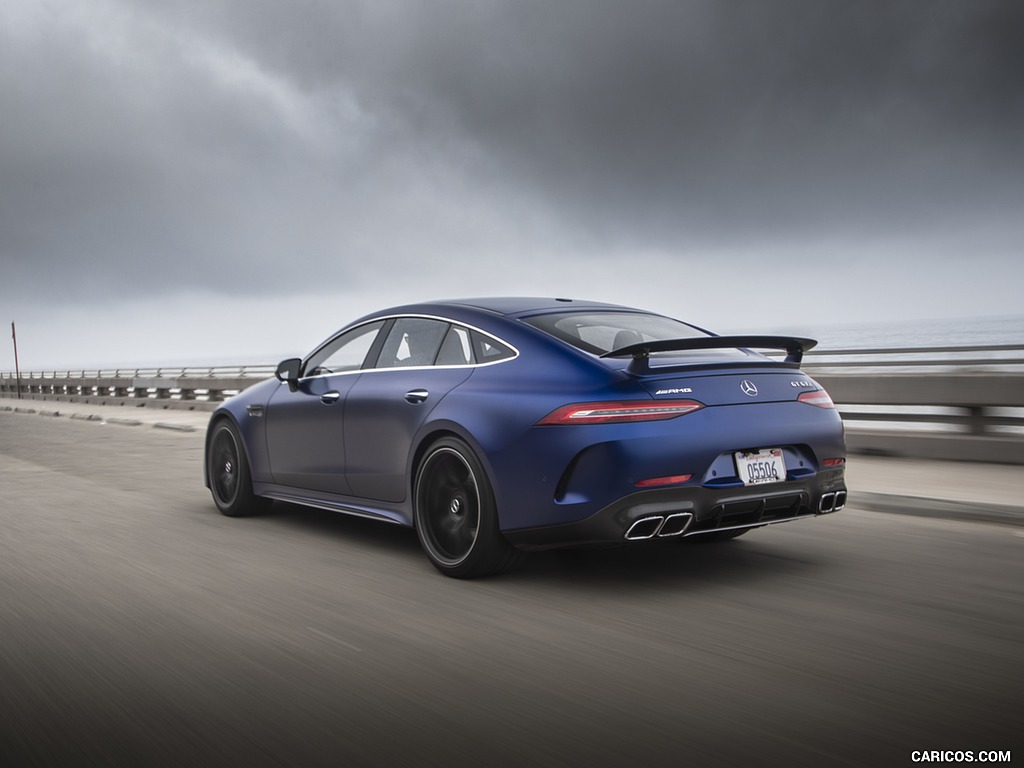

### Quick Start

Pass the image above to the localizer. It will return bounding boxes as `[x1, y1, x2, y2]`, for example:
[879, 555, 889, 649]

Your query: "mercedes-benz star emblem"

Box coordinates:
[740, 380, 758, 397]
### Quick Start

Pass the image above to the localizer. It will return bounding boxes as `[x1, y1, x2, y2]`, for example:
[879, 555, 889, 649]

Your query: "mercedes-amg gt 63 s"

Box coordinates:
[205, 297, 847, 578]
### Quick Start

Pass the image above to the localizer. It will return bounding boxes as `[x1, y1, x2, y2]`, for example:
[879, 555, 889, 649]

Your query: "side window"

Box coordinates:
[435, 326, 474, 366]
[472, 331, 516, 363]
[375, 318, 449, 369]
[304, 321, 385, 377]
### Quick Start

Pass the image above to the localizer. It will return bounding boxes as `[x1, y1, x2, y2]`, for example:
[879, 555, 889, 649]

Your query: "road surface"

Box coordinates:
[1, 412, 1020, 767]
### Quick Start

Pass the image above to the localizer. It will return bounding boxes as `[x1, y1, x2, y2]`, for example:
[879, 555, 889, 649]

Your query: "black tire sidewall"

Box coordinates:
[414, 437, 506, 578]
[208, 419, 258, 517]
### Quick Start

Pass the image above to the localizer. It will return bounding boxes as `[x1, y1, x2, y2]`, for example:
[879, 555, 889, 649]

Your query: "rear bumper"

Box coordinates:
[488, 400, 847, 532]
[503, 474, 847, 551]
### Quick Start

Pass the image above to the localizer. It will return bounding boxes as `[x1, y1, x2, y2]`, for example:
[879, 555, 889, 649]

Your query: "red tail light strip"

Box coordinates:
[797, 390, 836, 408]
[537, 399, 704, 425]
[635, 474, 694, 488]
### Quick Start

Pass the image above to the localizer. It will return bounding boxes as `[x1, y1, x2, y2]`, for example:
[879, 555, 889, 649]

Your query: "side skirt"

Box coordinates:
[254, 483, 412, 527]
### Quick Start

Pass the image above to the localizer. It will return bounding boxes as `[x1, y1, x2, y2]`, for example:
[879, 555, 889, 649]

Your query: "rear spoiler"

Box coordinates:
[600, 335, 818, 375]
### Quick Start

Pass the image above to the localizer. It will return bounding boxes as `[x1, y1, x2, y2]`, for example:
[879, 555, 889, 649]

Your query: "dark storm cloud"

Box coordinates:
[1, 0, 1022, 304]
[360, 0, 1024, 246]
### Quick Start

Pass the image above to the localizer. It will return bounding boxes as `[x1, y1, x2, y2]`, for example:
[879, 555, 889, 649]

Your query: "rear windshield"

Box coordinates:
[523, 311, 712, 356]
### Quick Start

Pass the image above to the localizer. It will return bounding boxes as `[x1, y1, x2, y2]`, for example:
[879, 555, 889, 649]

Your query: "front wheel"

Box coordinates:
[207, 419, 269, 517]
[414, 437, 524, 579]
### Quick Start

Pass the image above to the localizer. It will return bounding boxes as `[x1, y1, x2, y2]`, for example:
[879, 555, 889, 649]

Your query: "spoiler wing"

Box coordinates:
[600, 335, 818, 374]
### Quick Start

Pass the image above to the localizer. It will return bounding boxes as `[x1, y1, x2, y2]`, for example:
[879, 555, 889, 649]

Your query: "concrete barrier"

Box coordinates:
[812, 374, 1024, 464]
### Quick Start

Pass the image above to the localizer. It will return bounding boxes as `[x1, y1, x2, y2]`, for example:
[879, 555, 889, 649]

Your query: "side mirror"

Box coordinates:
[275, 358, 302, 391]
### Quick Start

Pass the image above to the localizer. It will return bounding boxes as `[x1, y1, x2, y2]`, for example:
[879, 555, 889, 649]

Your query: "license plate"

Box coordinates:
[735, 448, 786, 486]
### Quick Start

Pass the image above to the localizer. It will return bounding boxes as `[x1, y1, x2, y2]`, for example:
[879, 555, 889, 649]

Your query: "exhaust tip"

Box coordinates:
[819, 491, 847, 514]
[625, 516, 664, 540]
[657, 513, 694, 537]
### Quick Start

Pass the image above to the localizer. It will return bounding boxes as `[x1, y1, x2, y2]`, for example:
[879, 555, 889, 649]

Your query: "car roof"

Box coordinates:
[422, 297, 636, 317]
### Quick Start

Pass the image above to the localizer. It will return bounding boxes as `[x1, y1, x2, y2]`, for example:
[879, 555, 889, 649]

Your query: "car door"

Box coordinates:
[265, 320, 386, 495]
[343, 318, 473, 502]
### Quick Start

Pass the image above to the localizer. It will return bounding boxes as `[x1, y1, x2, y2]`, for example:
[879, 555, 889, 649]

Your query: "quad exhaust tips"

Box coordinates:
[818, 491, 847, 514]
[624, 493, 846, 540]
[624, 513, 694, 541]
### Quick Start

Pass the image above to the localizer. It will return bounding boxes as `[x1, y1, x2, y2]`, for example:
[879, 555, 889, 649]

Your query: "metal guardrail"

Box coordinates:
[0, 364, 278, 380]
[2, 345, 1023, 462]
[802, 343, 1024, 371]
[795, 344, 1024, 462]
[0, 365, 278, 404]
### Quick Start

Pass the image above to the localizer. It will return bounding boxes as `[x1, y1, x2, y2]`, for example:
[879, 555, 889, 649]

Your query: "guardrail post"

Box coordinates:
[965, 405, 988, 436]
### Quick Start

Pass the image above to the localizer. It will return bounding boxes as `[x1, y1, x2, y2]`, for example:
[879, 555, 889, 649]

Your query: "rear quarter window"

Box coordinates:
[471, 331, 516, 363]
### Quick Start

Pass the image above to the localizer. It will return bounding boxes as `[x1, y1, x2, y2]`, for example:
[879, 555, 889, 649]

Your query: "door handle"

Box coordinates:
[321, 391, 341, 405]
[405, 389, 429, 404]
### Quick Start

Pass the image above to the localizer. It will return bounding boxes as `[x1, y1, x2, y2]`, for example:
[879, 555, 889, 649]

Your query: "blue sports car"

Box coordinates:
[205, 297, 847, 578]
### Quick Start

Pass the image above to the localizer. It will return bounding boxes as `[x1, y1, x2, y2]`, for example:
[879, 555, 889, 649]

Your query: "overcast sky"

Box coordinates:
[2, 0, 1022, 369]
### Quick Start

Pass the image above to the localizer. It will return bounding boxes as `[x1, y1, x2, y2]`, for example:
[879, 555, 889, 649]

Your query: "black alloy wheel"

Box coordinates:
[207, 419, 267, 517]
[414, 437, 523, 578]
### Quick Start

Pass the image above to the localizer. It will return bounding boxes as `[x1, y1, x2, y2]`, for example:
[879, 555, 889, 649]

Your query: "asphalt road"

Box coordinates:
[1, 412, 1020, 767]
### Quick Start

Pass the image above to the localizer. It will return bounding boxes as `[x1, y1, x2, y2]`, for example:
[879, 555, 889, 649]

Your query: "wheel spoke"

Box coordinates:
[211, 431, 239, 504]
[419, 449, 481, 563]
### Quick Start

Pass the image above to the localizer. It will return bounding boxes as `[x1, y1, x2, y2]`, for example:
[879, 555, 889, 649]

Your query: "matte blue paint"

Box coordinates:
[206, 298, 847, 546]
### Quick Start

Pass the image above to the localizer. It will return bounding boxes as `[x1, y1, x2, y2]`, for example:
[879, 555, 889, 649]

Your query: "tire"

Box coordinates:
[207, 419, 269, 517]
[413, 437, 524, 578]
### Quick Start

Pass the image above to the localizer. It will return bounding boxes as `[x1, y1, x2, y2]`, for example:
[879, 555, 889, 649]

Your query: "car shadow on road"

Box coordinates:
[517, 535, 827, 592]
[251, 501, 826, 591]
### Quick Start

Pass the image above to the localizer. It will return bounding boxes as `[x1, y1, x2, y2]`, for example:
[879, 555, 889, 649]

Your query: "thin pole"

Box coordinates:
[11, 322, 21, 399]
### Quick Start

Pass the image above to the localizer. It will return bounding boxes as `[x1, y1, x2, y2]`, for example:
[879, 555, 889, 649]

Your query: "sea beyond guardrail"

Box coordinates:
[2, 344, 1024, 464]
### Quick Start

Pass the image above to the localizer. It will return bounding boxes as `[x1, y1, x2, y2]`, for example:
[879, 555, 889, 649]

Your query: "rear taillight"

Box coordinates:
[797, 389, 835, 408]
[536, 399, 704, 425]
[635, 474, 694, 488]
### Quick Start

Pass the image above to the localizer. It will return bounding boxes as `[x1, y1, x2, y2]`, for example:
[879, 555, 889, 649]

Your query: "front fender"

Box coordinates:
[204, 378, 277, 485]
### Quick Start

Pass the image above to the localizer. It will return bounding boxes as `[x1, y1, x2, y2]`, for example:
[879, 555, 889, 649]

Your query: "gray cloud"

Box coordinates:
[1, 0, 1022, 366]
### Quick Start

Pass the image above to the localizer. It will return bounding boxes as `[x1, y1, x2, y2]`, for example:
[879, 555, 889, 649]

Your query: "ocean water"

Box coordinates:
[769, 314, 1024, 351]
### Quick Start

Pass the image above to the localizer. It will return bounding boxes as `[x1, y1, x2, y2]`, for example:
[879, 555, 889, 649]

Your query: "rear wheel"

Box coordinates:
[207, 419, 269, 517]
[414, 437, 524, 578]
